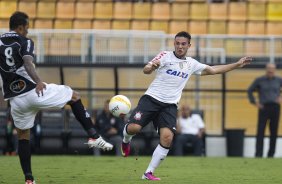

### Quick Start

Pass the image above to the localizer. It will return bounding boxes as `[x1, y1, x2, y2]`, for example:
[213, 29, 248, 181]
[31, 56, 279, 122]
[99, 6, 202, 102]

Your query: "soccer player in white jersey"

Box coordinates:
[0, 12, 113, 184]
[121, 31, 252, 180]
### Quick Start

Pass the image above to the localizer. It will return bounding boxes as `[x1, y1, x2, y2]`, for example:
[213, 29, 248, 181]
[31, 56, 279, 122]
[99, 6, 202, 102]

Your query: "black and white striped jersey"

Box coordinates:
[0, 31, 36, 100]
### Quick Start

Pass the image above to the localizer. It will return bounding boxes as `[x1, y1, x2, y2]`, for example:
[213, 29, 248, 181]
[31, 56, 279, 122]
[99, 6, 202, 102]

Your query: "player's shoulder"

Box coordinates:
[154, 51, 170, 59]
[1, 32, 33, 45]
[186, 56, 197, 61]
[185, 56, 198, 62]
[11, 32, 34, 45]
[157, 51, 173, 57]
[0, 32, 19, 43]
[20, 35, 34, 44]
[159, 51, 171, 55]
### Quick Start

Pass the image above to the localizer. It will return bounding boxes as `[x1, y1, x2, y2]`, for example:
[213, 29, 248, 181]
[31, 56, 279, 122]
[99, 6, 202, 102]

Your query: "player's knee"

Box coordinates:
[71, 91, 81, 102]
[163, 134, 173, 144]
[16, 128, 30, 140]
[127, 123, 142, 134]
[160, 131, 174, 147]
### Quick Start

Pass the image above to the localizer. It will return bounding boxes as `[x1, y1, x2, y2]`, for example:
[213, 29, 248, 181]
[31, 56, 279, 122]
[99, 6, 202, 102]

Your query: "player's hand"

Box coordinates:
[255, 102, 263, 109]
[36, 82, 46, 97]
[151, 60, 160, 70]
[237, 56, 253, 68]
[144, 60, 161, 74]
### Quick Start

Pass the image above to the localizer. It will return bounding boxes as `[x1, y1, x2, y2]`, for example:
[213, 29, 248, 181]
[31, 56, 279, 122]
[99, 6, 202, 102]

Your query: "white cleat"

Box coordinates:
[85, 137, 113, 151]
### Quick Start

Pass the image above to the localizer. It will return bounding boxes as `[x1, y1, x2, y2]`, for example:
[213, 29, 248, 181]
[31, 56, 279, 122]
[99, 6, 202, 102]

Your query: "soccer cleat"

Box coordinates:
[85, 137, 113, 151]
[141, 172, 161, 180]
[25, 180, 36, 184]
[121, 142, 130, 157]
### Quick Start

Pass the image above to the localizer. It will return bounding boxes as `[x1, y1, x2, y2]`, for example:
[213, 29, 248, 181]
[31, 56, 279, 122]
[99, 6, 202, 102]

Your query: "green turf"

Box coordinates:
[0, 156, 281, 184]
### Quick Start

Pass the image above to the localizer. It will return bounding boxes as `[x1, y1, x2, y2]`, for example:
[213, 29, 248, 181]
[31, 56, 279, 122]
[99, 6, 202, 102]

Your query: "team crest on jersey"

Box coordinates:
[179, 62, 183, 69]
[134, 111, 143, 121]
[10, 79, 26, 93]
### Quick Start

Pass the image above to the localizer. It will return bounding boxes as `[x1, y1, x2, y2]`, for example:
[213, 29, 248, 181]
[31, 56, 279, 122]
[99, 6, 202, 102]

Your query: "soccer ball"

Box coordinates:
[109, 95, 131, 118]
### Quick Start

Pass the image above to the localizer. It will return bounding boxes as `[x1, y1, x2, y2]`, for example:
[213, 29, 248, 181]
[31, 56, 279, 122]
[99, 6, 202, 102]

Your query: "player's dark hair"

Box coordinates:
[9, 11, 29, 30]
[175, 31, 191, 43]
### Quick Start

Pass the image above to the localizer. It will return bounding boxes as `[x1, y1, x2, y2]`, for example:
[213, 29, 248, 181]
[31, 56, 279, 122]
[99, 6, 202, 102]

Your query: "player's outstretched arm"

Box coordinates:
[201, 56, 252, 76]
[143, 60, 160, 74]
[23, 56, 46, 96]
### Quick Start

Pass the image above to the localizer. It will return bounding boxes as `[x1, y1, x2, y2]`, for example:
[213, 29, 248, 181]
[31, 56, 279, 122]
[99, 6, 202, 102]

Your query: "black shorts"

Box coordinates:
[128, 95, 177, 134]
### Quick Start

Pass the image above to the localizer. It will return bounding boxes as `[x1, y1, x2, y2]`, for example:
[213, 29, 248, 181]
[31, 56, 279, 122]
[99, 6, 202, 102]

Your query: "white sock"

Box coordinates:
[123, 124, 134, 143]
[145, 144, 169, 173]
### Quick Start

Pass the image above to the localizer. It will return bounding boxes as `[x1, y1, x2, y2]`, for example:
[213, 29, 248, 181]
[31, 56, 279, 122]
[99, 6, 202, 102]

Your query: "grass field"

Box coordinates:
[0, 156, 281, 184]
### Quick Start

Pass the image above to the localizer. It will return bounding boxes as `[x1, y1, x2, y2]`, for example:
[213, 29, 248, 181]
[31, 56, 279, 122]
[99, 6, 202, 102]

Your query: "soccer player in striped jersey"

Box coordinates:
[0, 12, 113, 184]
[121, 31, 252, 180]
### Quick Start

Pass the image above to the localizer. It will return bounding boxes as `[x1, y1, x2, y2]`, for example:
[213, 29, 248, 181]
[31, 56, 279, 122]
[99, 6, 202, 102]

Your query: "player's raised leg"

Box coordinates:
[121, 123, 142, 156]
[16, 128, 36, 184]
[68, 91, 113, 151]
[142, 127, 173, 180]
[122, 95, 156, 157]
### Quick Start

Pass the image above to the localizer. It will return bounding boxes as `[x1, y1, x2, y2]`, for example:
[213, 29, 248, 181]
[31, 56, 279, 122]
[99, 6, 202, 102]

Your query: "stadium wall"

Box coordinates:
[206, 137, 282, 158]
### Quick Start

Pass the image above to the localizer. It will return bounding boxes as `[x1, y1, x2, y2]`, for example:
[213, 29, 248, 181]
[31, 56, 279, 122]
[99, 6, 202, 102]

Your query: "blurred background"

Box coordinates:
[0, 0, 282, 157]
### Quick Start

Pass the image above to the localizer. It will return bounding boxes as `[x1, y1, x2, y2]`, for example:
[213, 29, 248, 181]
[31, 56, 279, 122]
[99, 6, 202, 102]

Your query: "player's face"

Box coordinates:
[22, 22, 29, 37]
[174, 37, 191, 59]
[17, 20, 29, 37]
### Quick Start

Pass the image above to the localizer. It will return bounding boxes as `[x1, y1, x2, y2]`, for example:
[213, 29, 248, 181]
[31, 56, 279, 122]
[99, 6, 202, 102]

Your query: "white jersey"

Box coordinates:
[145, 51, 207, 104]
[178, 114, 205, 135]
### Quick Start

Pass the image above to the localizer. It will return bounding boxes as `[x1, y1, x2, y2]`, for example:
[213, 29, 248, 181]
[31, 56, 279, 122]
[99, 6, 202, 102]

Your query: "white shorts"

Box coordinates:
[10, 83, 73, 130]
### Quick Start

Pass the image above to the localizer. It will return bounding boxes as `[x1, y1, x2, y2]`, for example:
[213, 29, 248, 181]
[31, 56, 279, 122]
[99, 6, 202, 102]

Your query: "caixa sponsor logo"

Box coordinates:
[166, 69, 188, 79]
[10, 79, 26, 93]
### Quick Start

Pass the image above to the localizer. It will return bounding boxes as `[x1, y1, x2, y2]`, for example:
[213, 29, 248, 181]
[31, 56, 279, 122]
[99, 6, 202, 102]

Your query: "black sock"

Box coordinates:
[70, 99, 99, 139]
[18, 139, 33, 181]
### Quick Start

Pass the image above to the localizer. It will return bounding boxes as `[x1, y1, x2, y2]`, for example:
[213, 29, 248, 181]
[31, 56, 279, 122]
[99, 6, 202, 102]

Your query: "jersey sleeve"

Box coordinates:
[150, 51, 168, 68]
[192, 59, 208, 75]
[21, 39, 35, 58]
